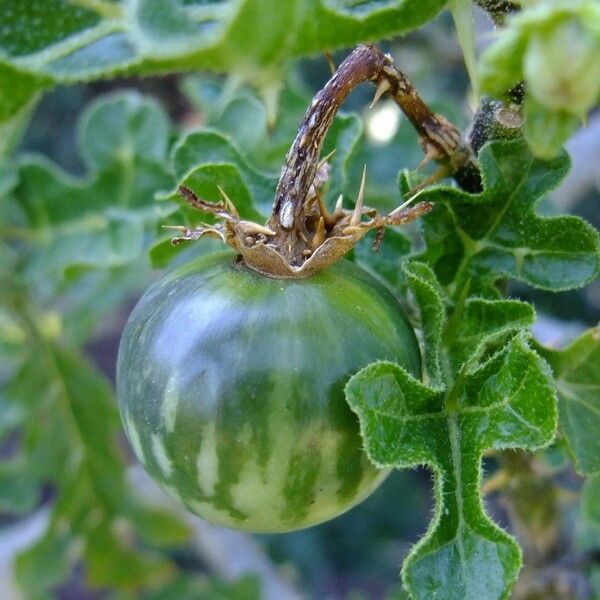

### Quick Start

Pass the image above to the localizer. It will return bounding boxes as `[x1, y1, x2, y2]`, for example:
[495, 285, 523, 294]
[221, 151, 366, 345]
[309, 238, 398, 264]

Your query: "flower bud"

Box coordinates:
[524, 16, 600, 118]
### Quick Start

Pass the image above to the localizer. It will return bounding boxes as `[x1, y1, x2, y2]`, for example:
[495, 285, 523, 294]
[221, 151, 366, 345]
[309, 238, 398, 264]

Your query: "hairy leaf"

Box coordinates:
[538, 326, 600, 475]
[412, 139, 600, 296]
[347, 335, 557, 600]
[0, 0, 451, 122]
[402, 261, 446, 388]
[346, 263, 556, 599]
[448, 298, 535, 374]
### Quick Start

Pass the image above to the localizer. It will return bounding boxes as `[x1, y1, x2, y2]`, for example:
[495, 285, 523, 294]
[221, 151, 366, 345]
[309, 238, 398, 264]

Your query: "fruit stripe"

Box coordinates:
[118, 253, 420, 531]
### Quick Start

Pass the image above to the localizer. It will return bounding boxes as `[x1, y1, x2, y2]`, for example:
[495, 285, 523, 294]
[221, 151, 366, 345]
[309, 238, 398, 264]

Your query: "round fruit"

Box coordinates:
[117, 252, 421, 532]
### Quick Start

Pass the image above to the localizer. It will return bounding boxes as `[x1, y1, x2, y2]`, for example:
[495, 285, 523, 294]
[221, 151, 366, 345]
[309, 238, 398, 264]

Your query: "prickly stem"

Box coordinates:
[269, 44, 479, 243]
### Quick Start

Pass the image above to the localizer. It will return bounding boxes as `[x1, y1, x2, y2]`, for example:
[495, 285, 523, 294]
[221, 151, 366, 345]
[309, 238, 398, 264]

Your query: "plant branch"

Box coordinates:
[467, 96, 523, 154]
[269, 44, 480, 235]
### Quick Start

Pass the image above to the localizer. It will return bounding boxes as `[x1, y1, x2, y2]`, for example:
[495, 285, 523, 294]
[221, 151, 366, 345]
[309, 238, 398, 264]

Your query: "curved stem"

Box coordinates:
[269, 44, 480, 236]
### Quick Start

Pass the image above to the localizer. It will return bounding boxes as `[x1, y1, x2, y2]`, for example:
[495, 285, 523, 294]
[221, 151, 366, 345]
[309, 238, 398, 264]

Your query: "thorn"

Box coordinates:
[388, 188, 425, 218]
[350, 165, 367, 226]
[216, 184, 232, 204]
[334, 194, 343, 213]
[312, 216, 326, 249]
[416, 148, 438, 171]
[217, 185, 239, 218]
[317, 148, 336, 172]
[369, 79, 391, 109]
[316, 192, 335, 227]
[324, 50, 336, 76]
[239, 221, 276, 236]
[404, 187, 427, 205]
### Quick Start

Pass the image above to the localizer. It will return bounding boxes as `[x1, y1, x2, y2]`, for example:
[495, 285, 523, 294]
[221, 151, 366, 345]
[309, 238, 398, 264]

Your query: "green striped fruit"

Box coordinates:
[117, 252, 421, 532]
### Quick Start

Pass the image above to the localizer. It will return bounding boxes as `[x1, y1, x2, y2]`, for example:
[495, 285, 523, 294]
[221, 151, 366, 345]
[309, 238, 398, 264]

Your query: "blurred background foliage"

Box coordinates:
[1, 3, 599, 599]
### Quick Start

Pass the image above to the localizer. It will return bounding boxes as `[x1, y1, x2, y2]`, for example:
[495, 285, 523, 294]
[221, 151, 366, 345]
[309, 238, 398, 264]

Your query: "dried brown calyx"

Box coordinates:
[168, 44, 481, 279]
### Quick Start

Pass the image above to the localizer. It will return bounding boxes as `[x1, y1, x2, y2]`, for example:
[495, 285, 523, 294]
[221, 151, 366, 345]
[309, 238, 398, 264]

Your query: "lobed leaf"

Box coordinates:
[448, 298, 535, 373]
[346, 335, 557, 600]
[12, 92, 175, 279]
[413, 139, 600, 296]
[0, 0, 451, 123]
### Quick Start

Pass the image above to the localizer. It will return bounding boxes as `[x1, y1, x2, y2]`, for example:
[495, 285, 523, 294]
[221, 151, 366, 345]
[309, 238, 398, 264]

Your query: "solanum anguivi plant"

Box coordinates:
[0, 1, 599, 599]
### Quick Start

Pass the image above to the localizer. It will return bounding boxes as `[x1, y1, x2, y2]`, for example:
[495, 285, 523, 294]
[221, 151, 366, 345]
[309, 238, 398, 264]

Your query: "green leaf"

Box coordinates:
[128, 505, 191, 547]
[346, 335, 557, 600]
[581, 474, 600, 526]
[447, 298, 535, 373]
[539, 326, 600, 475]
[478, 28, 527, 100]
[354, 228, 412, 291]
[294, 0, 450, 56]
[170, 129, 277, 215]
[182, 78, 270, 154]
[450, 0, 479, 100]
[13, 91, 174, 279]
[5, 322, 186, 595]
[169, 163, 265, 223]
[0, 460, 40, 512]
[0, 60, 48, 122]
[523, 97, 580, 161]
[143, 574, 261, 600]
[0, 84, 41, 160]
[414, 139, 600, 295]
[15, 528, 73, 598]
[85, 519, 172, 589]
[0, 0, 450, 123]
[402, 260, 447, 388]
